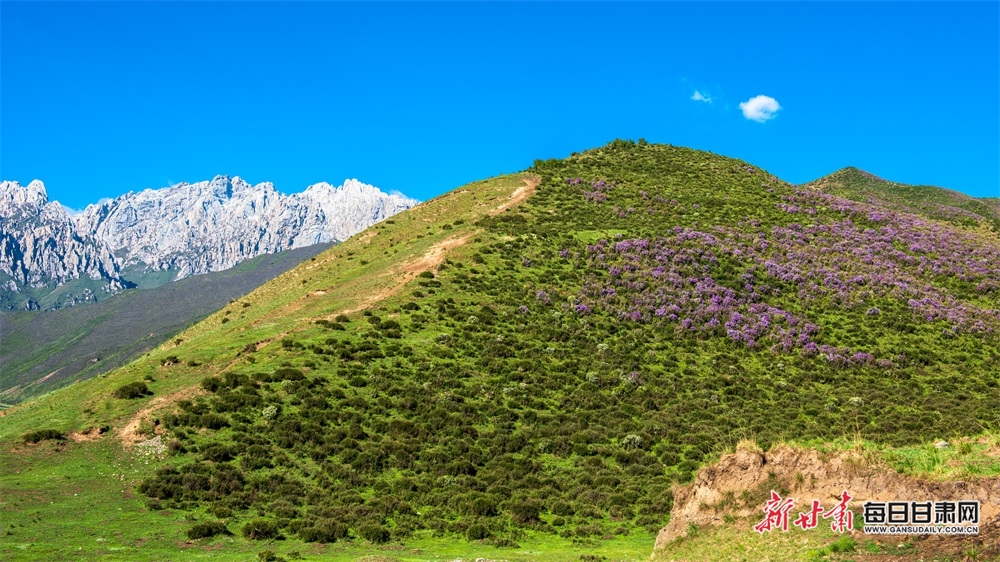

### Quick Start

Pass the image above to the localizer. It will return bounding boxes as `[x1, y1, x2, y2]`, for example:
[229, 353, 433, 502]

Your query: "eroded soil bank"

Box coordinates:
[654, 444, 1000, 560]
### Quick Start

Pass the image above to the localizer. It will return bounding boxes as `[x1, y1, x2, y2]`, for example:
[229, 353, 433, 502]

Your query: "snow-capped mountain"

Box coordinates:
[0, 176, 417, 310]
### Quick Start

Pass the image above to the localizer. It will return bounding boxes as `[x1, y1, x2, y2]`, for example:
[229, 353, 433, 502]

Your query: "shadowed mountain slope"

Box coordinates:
[0, 242, 333, 405]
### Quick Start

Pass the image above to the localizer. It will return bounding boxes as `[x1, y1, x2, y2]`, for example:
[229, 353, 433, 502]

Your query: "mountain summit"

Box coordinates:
[0, 177, 417, 310]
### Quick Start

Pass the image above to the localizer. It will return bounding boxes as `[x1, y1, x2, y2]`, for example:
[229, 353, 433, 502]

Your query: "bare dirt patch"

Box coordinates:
[34, 368, 64, 386]
[489, 175, 539, 216]
[68, 426, 105, 442]
[655, 444, 1000, 558]
[118, 386, 205, 445]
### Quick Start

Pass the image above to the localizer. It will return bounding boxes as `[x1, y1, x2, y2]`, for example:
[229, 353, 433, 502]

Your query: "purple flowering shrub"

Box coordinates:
[573, 218, 998, 361]
[562, 178, 999, 365]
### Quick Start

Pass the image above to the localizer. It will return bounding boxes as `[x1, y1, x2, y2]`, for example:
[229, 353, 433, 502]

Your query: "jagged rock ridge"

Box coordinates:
[0, 180, 132, 310]
[0, 177, 417, 309]
[78, 176, 417, 279]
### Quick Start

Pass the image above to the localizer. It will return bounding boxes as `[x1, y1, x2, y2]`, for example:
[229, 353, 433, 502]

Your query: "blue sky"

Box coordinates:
[1, 1, 997, 209]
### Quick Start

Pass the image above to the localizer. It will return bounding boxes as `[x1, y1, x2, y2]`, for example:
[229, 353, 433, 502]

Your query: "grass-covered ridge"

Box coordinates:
[1, 142, 998, 559]
[807, 166, 1000, 233]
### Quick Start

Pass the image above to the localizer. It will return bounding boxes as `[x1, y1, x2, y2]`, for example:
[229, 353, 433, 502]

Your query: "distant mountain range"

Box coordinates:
[0, 176, 417, 310]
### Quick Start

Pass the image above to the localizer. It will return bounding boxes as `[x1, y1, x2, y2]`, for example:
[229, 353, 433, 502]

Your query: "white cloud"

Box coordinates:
[691, 90, 712, 103]
[59, 197, 112, 216]
[739, 95, 781, 122]
[59, 203, 83, 216]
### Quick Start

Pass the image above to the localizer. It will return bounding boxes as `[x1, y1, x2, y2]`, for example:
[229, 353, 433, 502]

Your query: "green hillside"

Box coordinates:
[1, 141, 998, 560]
[806, 166, 1000, 232]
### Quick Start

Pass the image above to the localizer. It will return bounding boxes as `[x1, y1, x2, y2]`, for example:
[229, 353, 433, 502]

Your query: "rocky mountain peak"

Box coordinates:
[0, 175, 418, 310]
[1, 179, 49, 209]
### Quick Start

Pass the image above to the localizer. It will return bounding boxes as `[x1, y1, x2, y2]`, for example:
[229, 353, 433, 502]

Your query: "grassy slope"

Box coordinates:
[1, 144, 998, 561]
[4, 173, 623, 561]
[805, 166, 1000, 232]
[0, 172, 530, 439]
[0, 242, 335, 404]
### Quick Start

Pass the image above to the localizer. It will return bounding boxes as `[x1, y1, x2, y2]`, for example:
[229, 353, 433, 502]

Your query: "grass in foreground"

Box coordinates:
[0, 438, 652, 561]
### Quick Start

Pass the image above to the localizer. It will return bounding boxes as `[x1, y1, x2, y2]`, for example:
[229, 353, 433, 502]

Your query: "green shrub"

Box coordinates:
[242, 519, 281, 540]
[22, 429, 64, 444]
[551, 501, 575, 516]
[113, 381, 150, 399]
[186, 520, 230, 539]
[201, 443, 236, 462]
[509, 499, 543, 524]
[199, 413, 230, 430]
[357, 523, 390, 544]
[273, 368, 304, 381]
[201, 377, 223, 392]
[466, 523, 491, 541]
[298, 519, 348, 543]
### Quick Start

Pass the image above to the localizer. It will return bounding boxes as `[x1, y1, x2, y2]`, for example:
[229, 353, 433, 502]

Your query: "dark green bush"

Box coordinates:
[186, 520, 230, 539]
[201, 443, 236, 462]
[113, 382, 150, 399]
[551, 501, 575, 516]
[509, 499, 543, 524]
[242, 519, 281, 540]
[199, 413, 230, 430]
[357, 523, 390, 544]
[298, 519, 348, 543]
[273, 368, 304, 381]
[201, 377, 223, 392]
[22, 428, 64, 443]
[466, 523, 491, 541]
